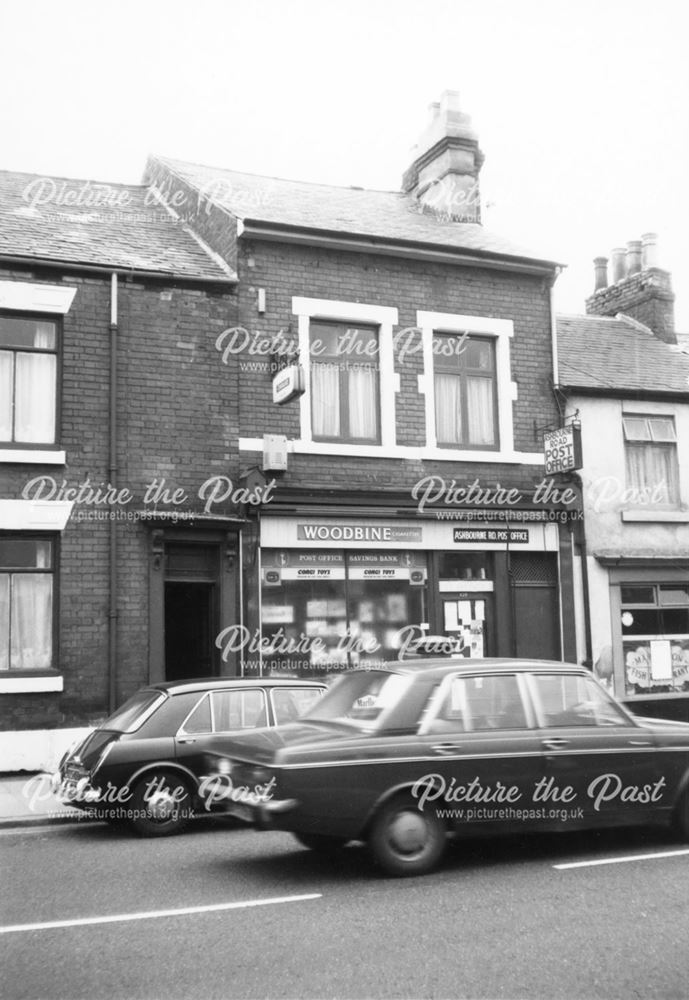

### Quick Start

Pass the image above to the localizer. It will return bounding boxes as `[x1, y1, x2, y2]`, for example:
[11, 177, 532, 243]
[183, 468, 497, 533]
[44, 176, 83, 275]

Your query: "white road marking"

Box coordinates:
[554, 848, 689, 870]
[0, 894, 322, 935]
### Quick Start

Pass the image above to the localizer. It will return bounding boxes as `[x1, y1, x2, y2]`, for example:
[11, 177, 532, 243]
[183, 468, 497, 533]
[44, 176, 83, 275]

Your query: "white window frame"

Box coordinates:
[417, 310, 518, 460]
[0, 280, 76, 466]
[293, 297, 399, 456]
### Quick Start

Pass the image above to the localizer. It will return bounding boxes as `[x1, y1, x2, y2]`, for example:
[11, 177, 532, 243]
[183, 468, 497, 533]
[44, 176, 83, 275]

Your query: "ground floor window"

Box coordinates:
[0, 537, 54, 671]
[260, 549, 427, 675]
[621, 583, 689, 695]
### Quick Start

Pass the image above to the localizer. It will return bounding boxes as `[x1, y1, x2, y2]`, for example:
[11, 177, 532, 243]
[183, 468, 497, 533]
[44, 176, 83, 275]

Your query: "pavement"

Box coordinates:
[0, 772, 96, 829]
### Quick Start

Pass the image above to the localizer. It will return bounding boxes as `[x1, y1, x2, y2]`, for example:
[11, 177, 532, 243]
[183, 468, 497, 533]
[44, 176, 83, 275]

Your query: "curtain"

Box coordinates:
[311, 364, 340, 438]
[0, 576, 9, 671]
[15, 353, 56, 443]
[34, 322, 56, 349]
[10, 574, 53, 670]
[466, 376, 495, 446]
[348, 367, 377, 440]
[626, 443, 679, 505]
[435, 373, 462, 444]
[0, 352, 12, 440]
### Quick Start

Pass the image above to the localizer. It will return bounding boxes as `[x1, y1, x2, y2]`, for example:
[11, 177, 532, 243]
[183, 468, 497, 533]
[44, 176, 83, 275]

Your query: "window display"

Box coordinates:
[621, 584, 689, 695]
[260, 549, 428, 676]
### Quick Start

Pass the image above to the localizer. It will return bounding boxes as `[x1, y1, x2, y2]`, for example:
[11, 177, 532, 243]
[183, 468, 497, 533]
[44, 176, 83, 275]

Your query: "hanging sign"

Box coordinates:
[544, 424, 583, 475]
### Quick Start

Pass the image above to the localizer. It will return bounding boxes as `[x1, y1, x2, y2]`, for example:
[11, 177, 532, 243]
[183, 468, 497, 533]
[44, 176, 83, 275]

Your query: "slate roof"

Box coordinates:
[152, 156, 560, 267]
[0, 169, 235, 282]
[557, 313, 689, 395]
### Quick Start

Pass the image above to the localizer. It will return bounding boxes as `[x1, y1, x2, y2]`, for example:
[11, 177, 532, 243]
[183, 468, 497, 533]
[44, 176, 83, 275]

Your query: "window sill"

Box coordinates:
[620, 510, 689, 523]
[0, 448, 66, 465]
[239, 437, 544, 465]
[0, 674, 64, 693]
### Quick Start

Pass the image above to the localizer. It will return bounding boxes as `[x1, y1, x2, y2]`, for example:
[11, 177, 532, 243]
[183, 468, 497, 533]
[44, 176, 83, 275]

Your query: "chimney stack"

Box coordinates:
[402, 90, 484, 223]
[593, 257, 608, 291]
[586, 234, 676, 344]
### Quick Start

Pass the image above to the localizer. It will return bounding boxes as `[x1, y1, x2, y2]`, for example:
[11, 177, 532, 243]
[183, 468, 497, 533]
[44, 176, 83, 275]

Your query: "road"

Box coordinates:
[1, 817, 688, 1000]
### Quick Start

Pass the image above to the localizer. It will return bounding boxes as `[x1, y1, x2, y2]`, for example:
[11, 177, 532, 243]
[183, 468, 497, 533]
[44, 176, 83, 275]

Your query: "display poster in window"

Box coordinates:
[262, 549, 345, 582]
[346, 551, 427, 581]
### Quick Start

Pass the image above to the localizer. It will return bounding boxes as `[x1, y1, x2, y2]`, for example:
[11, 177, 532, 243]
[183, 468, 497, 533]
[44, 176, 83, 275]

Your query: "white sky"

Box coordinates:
[1, 0, 687, 328]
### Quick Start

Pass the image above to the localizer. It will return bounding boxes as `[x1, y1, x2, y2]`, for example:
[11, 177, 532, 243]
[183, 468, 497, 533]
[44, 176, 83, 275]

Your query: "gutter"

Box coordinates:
[237, 220, 562, 278]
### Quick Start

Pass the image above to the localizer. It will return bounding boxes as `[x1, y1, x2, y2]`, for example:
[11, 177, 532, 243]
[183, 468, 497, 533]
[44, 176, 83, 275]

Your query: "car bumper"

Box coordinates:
[254, 798, 299, 830]
[51, 770, 102, 805]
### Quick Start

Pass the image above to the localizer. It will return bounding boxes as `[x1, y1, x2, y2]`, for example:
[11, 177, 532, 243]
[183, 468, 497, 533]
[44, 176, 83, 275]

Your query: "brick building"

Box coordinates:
[0, 169, 240, 767]
[146, 90, 579, 680]
[1, 91, 584, 768]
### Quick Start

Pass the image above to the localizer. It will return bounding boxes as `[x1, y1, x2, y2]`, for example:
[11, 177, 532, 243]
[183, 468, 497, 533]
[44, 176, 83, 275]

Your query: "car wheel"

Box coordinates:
[292, 831, 348, 853]
[673, 788, 689, 840]
[128, 771, 193, 837]
[367, 795, 447, 877]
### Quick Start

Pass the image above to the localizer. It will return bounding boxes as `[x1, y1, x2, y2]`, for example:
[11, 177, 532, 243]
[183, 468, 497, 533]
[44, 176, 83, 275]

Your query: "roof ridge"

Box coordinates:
[150, 154, 402, 196]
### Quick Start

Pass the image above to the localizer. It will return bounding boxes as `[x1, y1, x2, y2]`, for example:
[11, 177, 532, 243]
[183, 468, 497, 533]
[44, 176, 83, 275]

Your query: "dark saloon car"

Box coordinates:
[52, 678, 324, 836]
[200, 660, 689, 876]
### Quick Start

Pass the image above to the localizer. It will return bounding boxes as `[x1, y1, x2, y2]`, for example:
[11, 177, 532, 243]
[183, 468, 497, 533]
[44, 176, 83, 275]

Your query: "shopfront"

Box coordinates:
[602, 561, 689, 721]
[250, 514, 564, 677]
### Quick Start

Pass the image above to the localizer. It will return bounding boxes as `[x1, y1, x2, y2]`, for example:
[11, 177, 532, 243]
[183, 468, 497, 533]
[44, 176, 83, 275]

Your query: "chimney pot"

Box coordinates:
[593, 256, 609, 292]
[626, 240, 642, 275]
[641, 232, 658, 269]
[611, 248, 626, 283]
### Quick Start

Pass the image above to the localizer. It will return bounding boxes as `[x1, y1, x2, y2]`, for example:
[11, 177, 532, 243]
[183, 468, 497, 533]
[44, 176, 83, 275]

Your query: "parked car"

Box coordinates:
[199, 659, 689, 876]
[52, 677, 325, 836]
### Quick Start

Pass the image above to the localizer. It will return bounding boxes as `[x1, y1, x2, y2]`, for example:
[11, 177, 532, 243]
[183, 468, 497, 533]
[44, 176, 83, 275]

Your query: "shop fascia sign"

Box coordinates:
[543, 422, 583, 476]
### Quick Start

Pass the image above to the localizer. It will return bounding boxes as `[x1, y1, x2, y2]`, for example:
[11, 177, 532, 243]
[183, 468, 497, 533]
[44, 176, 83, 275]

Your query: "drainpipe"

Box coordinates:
[108, 273, 119, 711]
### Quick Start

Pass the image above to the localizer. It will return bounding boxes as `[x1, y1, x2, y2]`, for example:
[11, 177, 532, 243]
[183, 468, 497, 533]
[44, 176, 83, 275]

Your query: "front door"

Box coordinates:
[165, 582, 215, 681]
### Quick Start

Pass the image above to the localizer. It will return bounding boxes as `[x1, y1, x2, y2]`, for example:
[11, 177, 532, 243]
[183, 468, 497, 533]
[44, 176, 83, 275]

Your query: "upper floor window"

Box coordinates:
[623, 414, 679, 507]
[310, 321, 380, 444]
[434, 334, 497, 448]
[0, 314, 58, 445]
[0, 537, 54, 671]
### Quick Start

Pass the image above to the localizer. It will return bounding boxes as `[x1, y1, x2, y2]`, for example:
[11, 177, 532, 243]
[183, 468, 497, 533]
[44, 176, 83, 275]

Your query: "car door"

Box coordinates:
[414, 671, 545, 834]
[526, 670, 664, 829]
[174, 687, 270, 780]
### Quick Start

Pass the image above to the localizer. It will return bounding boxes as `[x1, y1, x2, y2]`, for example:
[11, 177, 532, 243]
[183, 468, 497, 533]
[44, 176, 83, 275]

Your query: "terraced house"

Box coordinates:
[146, 90, 581, 682]
[1, 91, 584, 768]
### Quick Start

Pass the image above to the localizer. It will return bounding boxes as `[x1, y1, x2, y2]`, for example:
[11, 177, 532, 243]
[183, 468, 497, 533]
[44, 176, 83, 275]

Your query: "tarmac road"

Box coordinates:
[1, 817, 688, 1000]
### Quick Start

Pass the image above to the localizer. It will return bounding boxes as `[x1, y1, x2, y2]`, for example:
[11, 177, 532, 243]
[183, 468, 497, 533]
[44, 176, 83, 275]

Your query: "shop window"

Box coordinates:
[621, 584, 689, 695]
[260, 549, 428, 676]
[0, 537, 54, 670]
[623, 414, 680, 507]
[434, 334, 497, 448]
[438, 552, 491, 581]
[0, 314, 59, 445]
[310, 321, 380, 443]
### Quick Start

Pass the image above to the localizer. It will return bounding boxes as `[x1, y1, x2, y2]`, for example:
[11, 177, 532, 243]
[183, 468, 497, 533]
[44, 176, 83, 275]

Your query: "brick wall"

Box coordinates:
[586, 268, 676, 344]
[1, 264, 238, 728]
[230, 239, 558, 495]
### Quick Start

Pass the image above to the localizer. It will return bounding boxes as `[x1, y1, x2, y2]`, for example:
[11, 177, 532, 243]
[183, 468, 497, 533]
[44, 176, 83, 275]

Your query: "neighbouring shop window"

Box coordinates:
[0, 537, 54, 670]
[434, 334, 497, 448]
[621, 584, 689, 695]
[310, 321, 380, 443]
[438, 552, 491, 581]
[0, 315, 58, 444]
[622, 414, 680, 506]
[260, 550, 428, 676]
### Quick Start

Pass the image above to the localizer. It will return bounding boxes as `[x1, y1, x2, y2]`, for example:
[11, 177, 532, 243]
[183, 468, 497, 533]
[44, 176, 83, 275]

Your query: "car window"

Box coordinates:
[427, 674, 527, 733]
[272, 687, 322, 725]
[100, 689, 166, 733]
[532, 673, 629, 728]
[181, 693, 213, 734]
[303, 670, 414, 729]
[212, 689, 267, 731]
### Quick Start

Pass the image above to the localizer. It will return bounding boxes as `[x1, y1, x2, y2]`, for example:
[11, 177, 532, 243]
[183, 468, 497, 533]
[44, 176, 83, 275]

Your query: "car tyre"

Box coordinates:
[367, 795, 447, 877]
[293, 831, 348, 853]
[128, 771, 193, 837]
[673, 788, 689, 841]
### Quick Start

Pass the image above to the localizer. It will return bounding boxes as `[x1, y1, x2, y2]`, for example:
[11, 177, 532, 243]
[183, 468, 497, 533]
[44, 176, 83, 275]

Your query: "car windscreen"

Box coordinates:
[100, 689, 166, 733]
[302, 671, 412, 728]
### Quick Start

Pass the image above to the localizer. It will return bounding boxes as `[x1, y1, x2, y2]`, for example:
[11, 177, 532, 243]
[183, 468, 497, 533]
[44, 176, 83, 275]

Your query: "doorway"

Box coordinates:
[164, 581, 215, 681]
